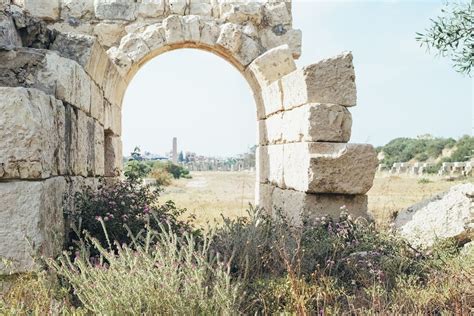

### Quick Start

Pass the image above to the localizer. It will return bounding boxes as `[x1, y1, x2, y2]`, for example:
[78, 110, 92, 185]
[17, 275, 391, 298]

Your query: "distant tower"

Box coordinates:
[172, 137, 178, 163]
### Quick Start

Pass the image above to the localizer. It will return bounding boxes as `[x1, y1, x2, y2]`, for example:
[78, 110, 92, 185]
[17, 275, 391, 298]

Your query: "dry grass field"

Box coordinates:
[160, 171, 472, 228]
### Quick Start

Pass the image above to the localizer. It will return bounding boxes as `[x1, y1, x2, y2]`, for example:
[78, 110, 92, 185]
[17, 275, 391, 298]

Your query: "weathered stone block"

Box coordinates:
[248, 44, 295, 86]
[0, 87, 64, 179]
[189, 0, 212, 16]
[259, 103, 352, 145]
[220, 2, 262, 24]
[0, 49, 92, 113]
[90, 81, 105, 124]
[235, 34, 261, 66]
[257, 144, 284, 188]
[163, 14, 184, 44]
[94, 22, 126, 48]
[263, 2, 291, 26]
[0, 177, 66, 273]
[183, 15, 201, 42]
[282, 52, 357, 108]
[94, 0, 137, 21]
[261, 79, 283, 116]
[282, 103, 352, 143]
[260, 28, 301, 59]
[61, 0, 94, 19]
[168, 0, 187, 15]
[137, 0, 165, 18]
[13, 0, 60, 21]
[104, 133, 122, 176]
[217, 23, 242, 53]
[259, 183, 369, 225]
[283, 142, 378, 195]
[104, 101, 122, 136]
[0, 11, 22, 49]
[199, 20, 220, 46]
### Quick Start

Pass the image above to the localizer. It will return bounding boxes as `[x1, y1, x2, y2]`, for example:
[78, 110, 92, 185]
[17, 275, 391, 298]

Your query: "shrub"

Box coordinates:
[123, 160, 152, 180]
[149, 166, 173, 186]
[66, 178, 195, 251]
[49, 226, 240, 315]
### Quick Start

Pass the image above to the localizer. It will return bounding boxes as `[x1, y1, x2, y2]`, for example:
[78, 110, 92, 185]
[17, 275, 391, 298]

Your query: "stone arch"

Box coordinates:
[0, 0, 378, 273]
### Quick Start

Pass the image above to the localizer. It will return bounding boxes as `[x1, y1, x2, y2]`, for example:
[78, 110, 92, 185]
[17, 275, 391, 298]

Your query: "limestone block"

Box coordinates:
[217, 23, 242, 53]
[248, 44, 295, 86]
[189, 0, 212, 16]
[94, 0, 138, 21]
[103, 61, 127, 108]
[90, 82, 104, 124]
[183, 15, 201, 42]
[104, 101, 122, 136]
[236, 34, 261, 66]
[140, 23, 165, 51]
[257, 144, 284, 188]
[0, 177, 67, 274]
[262, 183, 369, 225]
[104, 134, 123, 176]
[107, 46, 132, 76]
[260, 28, 301, 59]
[282, 103, 352, 143]
[256, 181, 273, 212]
[283, 142, 378, 195]
[258, 112, 283, 145]
[61, 0, 95, 19]
[199, 20, 220, 46]
[94, 120, 105, 176]
[137, 0, 165, 18]
[259, 104, 352, 145]
[261, 79, 282, 116]
[75, 110, 89, 177]
[220, 2, 262, 24]
[86, 118, 105, 176]
[282, 52, 357, 108]
[49, 22, 94, 36]
[242, 22, 258, 38]
[13, 0, 60, 21]
[168, 0, 187, 15]
[0, 11, 22, 49]
[51, 33, 111, 89]
[0, 87, 64, 179]
[94, 22, 126, 48]
[0, 49, 92, 113]
[263, 2, 291, 26]
[118, 33, 150, 62]
[163, 15, 184, 44]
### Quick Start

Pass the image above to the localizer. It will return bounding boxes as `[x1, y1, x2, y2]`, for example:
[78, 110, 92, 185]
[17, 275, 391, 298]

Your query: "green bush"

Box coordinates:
[123, 160, 152, 180]
[66, 177, 195, 251]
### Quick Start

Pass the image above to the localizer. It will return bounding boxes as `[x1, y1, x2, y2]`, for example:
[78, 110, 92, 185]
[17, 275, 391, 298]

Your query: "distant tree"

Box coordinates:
[416, 1, 473, 75]
[130, 146, 143, 161]
[178, 151, 185, 163]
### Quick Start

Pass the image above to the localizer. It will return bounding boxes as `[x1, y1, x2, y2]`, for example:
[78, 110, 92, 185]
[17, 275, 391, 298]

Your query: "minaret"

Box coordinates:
[172, 137, 178, 163]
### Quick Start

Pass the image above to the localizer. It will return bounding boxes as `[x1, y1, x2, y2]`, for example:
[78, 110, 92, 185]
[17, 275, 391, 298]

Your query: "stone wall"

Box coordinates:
[0, 0, 377, 273]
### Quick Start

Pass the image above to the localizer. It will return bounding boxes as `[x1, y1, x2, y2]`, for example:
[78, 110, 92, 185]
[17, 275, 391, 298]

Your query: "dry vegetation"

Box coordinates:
[160, 171, 472, 228]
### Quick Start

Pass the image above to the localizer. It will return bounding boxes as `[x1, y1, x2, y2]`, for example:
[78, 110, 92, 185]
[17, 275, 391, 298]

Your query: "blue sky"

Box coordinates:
[123, 0, 473, 157]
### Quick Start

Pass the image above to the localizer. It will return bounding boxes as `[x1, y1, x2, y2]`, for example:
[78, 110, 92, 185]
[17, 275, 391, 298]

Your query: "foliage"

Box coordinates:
[123, 160, 152, 180]
[378, 136, 472, 168]
[149, 165, 173, 186]
[48, 226, 240, 315]
[416, 1, 474, 75]
[3, 204, 473, 314]
[65, 177, 195, 251]
[152, 160, 191, 179]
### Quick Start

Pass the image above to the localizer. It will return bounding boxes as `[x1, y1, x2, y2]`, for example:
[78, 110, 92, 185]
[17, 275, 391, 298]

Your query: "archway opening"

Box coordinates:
[122, 48, 257, 226]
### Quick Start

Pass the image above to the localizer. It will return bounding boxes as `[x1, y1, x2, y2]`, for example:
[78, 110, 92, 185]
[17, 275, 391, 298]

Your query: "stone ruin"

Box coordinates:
[0, 0, 377, 272]
[386, 161, 473, 177]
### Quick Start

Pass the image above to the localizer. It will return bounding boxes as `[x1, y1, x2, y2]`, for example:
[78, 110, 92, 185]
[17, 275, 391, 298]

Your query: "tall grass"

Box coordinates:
[48, 223, 240, 315]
